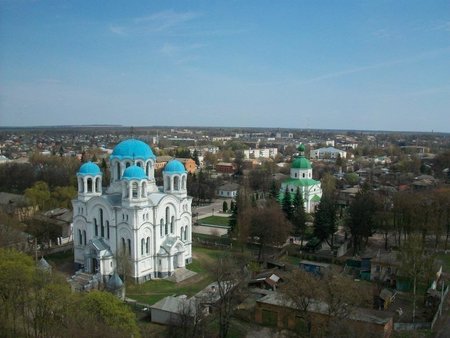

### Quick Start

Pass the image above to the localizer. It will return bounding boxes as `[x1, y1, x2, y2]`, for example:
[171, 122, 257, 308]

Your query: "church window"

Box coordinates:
[87, 178, 93, 193]
[132, 182, 138, 198]
[302, 173, 305, 178]
[165, 176, 171, 190]
[174, 176, 180, 190]
[83, 230, 86, 245]
[126, 162, 131, 168]
[100, 208, 104, 237]
[121, 238, 126, 252]
[295, 173, 297, 178]
[127, 239, 131, 256]
[137, 162, 142, 167]
[116, 162, 120, 180]
[78, 230, 82, 245]
[141, 238, 145, 255]
[170, 216, 174, 233]
[146, 237, 150, 254]
[184, 226, 188, 241]
[165, 207, 169, 235]
[106, 221, 110, 239]
[94, 218, 98, 236]
[160, 219, 163, 237]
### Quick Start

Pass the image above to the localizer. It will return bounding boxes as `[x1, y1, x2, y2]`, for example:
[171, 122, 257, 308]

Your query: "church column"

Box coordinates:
[170, 176, 174, 191]
[83, 178, 88, 195]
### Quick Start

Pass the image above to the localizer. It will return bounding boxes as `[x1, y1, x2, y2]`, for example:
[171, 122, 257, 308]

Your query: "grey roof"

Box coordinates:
[104, 194, 122, 207]
[218, 183, 239, 191]
[158, 236, 183, 256]
[150, 295, 195, 314]
[257, 293, 393, 325]
[90, 238, 113, 258]
[0, 192, 27, 206]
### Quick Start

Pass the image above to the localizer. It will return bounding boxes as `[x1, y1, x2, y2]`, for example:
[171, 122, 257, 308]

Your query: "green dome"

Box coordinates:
[292, 157, 311, 169]
[297, 144, 305, 152]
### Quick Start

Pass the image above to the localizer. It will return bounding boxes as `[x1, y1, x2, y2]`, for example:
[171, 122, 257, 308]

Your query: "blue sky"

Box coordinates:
[1, 1, 449, 131]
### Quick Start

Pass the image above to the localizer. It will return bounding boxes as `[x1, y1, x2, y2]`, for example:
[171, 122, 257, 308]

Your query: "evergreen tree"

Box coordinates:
[282, 186, 294, 221]
[292, 187, 307, 239]
[91, 153, 98, 163]
[313, 195, 337, 248]
[222, 201, 228, 213]
[192, 150, 200, 166]
[269, 179, 279, 200]
[228, 199, 238, 233]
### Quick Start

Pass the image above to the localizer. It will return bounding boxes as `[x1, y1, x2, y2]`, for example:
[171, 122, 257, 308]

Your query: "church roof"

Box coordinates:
[283, 178, 319, 187]
[164, 160, 187, 174]
[292, 156, 312, 169]
[77, 161, 102, 176]
[122, 165, 148, 180]
[312, 194, 321, 202]
[110, 139, 156, 161]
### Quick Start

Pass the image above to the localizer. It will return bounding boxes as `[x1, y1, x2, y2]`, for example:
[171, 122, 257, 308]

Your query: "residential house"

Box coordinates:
[217, 183, 239, 198]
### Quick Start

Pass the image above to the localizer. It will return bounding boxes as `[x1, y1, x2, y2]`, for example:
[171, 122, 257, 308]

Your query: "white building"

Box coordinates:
[243, 148, 278, 159]
[280, 145, 322, 213]
[310, 147, 347, 160]
[72, 139, 192, 284]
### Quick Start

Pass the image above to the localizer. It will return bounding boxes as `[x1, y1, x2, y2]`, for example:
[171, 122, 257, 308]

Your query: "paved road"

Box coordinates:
[192, 199, 233, 220]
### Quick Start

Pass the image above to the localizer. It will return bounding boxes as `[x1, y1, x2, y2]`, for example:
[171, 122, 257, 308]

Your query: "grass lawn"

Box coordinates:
[126, 246, 227, 305]
[198, 215, 230, 227]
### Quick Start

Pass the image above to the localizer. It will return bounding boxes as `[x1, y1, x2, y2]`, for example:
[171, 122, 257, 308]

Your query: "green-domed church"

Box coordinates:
[280, 144, 322, 213]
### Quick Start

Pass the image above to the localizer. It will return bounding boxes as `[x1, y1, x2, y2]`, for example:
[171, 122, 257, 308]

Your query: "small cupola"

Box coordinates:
[77, 161, 102, 201]
[163, 160, 187, 198]
[121, 165, 149, 205]
[291, 144, 313, 179]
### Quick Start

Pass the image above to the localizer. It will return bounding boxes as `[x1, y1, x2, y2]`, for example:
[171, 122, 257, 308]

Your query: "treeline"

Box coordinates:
[0, 248, 140, 338]
[0, 153, 80, 194]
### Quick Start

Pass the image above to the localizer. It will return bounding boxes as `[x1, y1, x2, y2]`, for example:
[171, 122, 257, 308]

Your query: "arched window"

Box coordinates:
[146, 237, 150, 254]
[106, 221, 110, 239]
[180, 227, 184, 241]
[165, 207, 169, 235]
[174, 176, 180, 190]
[94, 218, 98, 237]
[137, 162, 142, 167]
[100, 208, 104, 237]
[121, 238, 126, 252]
[141, 238, 145, 255]
[165, 176, 171, 190]
[132, 182, 139, 198]
[126, 162, 131, 168]
[83, 230, 86, 245]
[302, 173, 305, 178]
[87, 178, 93, 193]
[160, 219, 164, 237]
[116, 162, 121, 180]
[127, 239, 131, 256]
[184, 226, 188, 242]
[171, 216, 174, 233]
[78, 230, 82, 245]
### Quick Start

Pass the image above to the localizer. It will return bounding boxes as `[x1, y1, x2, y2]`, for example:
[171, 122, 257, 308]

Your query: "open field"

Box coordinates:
[198, 215, 231, 227]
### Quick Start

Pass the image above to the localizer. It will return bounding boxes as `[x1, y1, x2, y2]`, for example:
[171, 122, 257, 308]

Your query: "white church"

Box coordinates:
[280, 144, 322, 213]
[72, 139, 192, 284]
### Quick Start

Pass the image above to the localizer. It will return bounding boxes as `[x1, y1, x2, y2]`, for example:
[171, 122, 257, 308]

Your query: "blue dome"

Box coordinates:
[122, 165, 148, 180]
[110, 139, 156, 161]
[164, 160, 186, 173]
[77, 161, 102, 176]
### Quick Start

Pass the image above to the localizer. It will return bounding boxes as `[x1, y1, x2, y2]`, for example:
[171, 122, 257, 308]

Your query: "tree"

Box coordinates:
[222, 201, 228, 213]
[250, 200, 291, 261]
[25, 181, 51, 211]
[292, 187, 306, 245]
[269, 179, 279, 200]
[51, 186, 77, 209]
[206, 253, 246, 338]
[313, 195, 337, 249]
[347, 191, 380, 255]
[279, 269, 320, 335]
[321, 173, 337, 199]
[192, 149, 200, 166]
[74, 291, 140, 338]
[281, 186, 294, 221]
[397, 235, 437, 322]
[344, 172, 359, 186]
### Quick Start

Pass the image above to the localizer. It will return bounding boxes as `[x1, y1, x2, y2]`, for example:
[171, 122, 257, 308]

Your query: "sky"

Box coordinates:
[0, 0, 449, 132]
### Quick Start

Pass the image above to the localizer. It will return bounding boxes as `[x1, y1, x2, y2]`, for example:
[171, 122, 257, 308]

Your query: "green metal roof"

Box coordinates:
[292, 156, 312, 169]
[283, 178, 319, 187]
